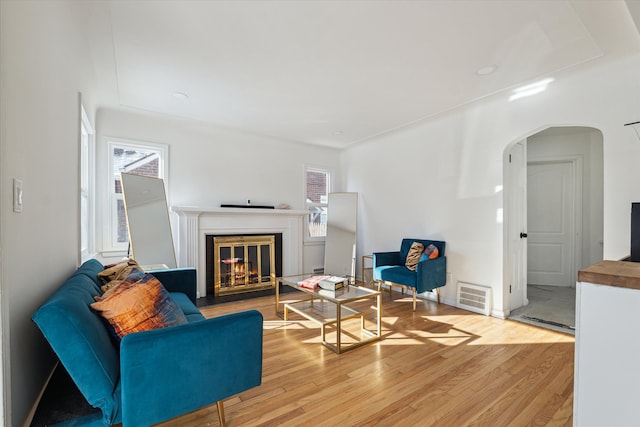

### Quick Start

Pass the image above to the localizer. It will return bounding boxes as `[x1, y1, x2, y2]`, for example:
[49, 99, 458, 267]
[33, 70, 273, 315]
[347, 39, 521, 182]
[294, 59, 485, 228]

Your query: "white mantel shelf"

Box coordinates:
[172, 206, 308, 216]
[171, 205, 307, 297]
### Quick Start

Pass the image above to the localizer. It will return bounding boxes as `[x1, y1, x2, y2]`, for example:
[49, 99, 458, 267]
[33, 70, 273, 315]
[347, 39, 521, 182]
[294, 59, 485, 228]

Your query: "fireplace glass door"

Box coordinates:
[214, 235, 276, 296]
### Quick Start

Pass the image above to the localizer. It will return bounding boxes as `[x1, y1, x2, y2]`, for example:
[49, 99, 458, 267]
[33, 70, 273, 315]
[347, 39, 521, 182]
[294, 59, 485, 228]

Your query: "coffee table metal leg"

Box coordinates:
[336, 302, 341, 353]
[377, 293, 382, 337]
[275, 279, 282, 318]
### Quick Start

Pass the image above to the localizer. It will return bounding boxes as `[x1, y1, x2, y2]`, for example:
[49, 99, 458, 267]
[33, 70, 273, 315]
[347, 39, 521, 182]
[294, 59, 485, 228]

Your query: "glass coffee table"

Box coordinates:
[276, 273, 382, 354]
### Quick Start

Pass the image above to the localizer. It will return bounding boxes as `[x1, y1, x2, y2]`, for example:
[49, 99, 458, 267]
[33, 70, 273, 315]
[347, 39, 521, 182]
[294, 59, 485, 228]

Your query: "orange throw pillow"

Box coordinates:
[91, 272, 187, 339]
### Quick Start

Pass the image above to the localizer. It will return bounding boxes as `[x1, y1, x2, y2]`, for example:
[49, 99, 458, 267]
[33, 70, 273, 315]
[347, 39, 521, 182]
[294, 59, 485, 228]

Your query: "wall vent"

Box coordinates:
[313, 266, 324, 275]
[456, 282, 491, 315]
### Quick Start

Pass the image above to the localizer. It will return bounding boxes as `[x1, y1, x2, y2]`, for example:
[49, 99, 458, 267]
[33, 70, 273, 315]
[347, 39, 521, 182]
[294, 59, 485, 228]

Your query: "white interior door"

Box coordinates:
[527, 161, 575, 287]
[507, 141, 528, 311]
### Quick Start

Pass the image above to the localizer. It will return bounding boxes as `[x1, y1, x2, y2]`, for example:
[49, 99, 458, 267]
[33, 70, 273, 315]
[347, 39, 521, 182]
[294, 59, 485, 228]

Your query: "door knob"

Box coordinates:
[520, 232, 528, 239]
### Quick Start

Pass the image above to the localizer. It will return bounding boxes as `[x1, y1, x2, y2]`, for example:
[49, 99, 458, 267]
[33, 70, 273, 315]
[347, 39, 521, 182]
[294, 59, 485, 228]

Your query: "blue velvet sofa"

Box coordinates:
[32, 259, 263, 427]
[373, 238, 447, 311]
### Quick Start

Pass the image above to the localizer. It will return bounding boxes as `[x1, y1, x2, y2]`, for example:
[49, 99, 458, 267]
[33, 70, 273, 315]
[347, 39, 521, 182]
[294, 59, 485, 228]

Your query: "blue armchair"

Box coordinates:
[373, 238, 447, 311]
[32, 259, 263, 426]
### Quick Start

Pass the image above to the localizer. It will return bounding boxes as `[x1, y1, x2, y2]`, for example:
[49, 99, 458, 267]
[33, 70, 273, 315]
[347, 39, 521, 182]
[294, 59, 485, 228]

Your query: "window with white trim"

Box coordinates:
[305, 166, 331, 239]
[104, 139, 168, 252]
[80, 104, 95, 262]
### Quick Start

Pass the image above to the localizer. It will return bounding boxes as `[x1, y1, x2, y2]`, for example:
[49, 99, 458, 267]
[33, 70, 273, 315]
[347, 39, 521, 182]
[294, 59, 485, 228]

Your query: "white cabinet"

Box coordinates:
[574, 261, 640, 426]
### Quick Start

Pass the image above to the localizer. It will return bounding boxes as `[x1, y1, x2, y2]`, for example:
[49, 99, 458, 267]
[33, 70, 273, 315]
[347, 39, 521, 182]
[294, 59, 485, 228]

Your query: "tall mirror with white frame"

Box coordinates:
[323, 192, 358, 281]
[121, 173, 177, 269]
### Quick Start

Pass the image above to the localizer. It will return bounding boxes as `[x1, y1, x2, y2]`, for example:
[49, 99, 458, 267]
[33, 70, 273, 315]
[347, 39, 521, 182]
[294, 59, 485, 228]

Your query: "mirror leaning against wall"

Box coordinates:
[323, 192, 358, 281]
[120, 173, 177, 269]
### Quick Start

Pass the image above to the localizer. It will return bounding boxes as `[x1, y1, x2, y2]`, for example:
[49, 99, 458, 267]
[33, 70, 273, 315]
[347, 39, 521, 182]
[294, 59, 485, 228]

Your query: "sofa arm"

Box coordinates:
[416, 256, 447, 293]
[120, 310, 263, 427]
[372, 251, 402, 268]
[149, 268, 197, 304]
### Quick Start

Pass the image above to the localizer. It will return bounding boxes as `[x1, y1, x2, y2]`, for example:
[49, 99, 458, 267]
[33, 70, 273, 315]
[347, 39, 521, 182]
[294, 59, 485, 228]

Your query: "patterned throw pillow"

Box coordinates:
[98, 259, 143, 293]
[424, 243, 439, 260]
[405, 242, 425, 271]
[91, 272, 187, 339]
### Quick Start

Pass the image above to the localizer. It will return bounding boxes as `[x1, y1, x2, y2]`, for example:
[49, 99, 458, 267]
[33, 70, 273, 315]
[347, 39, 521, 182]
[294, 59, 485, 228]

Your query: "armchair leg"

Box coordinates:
[436, 288, 441, 304]
[217, 400, 226, 427]
[412, 288, 417, 311]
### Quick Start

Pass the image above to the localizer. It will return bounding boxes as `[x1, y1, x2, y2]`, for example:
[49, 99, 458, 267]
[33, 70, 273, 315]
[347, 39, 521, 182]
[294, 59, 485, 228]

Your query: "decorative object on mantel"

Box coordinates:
[220, 204, 275, 209]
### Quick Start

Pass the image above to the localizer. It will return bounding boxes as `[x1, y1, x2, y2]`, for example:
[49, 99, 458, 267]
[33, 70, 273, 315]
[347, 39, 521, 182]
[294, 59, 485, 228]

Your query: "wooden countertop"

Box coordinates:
[578, 260, 640, 290]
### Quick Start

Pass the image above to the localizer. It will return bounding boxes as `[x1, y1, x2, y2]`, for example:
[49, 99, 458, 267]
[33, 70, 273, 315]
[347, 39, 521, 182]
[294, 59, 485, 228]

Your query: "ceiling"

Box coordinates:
[106, 0, 640, 148]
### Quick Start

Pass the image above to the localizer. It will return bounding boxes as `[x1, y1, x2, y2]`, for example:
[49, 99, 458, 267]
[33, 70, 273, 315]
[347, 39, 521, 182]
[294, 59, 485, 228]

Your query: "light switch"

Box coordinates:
[13, 178, 23, 213]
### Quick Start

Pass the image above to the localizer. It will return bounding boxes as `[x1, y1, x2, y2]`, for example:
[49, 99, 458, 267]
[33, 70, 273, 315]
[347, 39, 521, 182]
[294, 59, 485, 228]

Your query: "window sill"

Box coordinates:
[98, 250, 129, 264]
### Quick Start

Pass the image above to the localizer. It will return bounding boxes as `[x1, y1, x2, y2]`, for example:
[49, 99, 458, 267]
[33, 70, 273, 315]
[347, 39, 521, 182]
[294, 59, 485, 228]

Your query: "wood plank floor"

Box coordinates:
[157, 289, 574, 427]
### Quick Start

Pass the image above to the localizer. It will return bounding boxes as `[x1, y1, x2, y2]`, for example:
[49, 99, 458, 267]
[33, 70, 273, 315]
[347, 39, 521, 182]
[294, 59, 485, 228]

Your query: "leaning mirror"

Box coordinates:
[121, 173, 177, 269]
[323, 192, 358, 280]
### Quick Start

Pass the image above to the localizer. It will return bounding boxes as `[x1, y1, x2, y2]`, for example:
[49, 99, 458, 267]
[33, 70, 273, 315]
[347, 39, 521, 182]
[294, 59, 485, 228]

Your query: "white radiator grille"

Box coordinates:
[457, 282, 491, 315]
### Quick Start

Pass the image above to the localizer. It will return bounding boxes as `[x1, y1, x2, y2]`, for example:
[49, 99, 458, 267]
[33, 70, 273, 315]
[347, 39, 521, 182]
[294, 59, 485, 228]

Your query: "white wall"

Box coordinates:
[96, 108, 340, 268]
[0, 1, 113, 425]
[527, 127, 604, 269]
[342, 53, 640, 317]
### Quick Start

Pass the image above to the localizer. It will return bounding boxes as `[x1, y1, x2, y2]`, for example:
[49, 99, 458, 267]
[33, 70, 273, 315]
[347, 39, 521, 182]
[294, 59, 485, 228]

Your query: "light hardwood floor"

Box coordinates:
[157, 289, 574, 427]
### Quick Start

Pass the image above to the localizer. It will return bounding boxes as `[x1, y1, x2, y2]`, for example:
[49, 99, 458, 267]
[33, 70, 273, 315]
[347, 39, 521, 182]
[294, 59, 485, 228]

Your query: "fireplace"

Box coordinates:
[206, 233, 283, 297]
[173, 206, 306, 298]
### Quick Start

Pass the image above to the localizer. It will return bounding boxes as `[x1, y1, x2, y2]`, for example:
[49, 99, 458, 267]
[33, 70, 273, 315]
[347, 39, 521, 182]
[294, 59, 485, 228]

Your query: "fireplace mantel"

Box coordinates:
[172, 206, 307, 297]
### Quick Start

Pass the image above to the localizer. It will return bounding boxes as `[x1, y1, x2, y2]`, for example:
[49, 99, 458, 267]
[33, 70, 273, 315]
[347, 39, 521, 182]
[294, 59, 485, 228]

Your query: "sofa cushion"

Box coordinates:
[405, 242, 424, 271]
[91, 272, 188, 339]
[169, 292, 205, 322]
[375, 265, 417, 288]
[71, 258, 106, 290]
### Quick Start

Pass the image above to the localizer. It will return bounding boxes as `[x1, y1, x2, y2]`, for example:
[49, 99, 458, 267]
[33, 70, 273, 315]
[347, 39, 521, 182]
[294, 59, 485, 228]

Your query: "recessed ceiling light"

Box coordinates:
[172, 91, 189, 100]
[476, 65, 497, 76]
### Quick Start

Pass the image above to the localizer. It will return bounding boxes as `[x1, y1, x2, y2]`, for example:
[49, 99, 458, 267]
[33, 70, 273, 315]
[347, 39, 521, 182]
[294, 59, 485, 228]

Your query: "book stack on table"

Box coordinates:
[318, 276, 348, 291]
[297, 275, 327, 290]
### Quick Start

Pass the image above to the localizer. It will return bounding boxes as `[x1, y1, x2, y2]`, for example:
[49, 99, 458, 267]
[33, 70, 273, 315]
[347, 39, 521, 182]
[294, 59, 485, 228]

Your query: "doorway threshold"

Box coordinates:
[509, 285, 576, 335]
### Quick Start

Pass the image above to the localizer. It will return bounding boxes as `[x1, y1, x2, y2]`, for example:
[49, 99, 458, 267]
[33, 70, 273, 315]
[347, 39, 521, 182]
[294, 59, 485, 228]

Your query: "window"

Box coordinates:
[305, 166, 331, 239]
[80, 104, 95, 262]
[104, 138, 168, 252]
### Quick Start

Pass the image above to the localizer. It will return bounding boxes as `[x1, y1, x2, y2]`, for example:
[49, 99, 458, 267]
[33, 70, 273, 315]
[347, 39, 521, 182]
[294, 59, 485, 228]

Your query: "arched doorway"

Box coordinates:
[504, 126, 603, 332]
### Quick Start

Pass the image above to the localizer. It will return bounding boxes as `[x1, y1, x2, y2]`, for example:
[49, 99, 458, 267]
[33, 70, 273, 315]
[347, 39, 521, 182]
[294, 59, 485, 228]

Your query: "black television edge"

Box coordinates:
[631, 202, 640, 262]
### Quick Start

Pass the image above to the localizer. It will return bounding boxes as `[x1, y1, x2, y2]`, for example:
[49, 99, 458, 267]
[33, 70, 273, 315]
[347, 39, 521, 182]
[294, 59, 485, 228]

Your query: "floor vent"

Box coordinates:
[457, 282, 491, 315]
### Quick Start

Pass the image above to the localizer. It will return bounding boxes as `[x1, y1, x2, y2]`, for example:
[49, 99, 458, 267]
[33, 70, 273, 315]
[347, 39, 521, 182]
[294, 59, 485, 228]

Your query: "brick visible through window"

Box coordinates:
[305, 168, 329, 238]
[306, 170, 327, 203]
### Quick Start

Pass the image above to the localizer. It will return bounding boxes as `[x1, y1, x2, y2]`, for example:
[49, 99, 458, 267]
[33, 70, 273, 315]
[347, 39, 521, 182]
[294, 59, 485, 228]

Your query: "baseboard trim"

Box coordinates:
[491, 308, 508, 319]
[23, 361, 58, 427]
